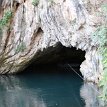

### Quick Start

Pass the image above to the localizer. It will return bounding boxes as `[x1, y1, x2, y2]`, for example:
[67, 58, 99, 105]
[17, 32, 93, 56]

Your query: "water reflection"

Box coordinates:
[0, 76, 46, 107]
[80, 82, 105, 107]
[0, 71, 105, 107]
[0, 72, 85, 107]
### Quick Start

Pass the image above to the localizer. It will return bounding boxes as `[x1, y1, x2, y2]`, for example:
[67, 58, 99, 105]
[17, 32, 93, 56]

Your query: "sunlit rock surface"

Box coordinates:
[0, 0, 105, 83]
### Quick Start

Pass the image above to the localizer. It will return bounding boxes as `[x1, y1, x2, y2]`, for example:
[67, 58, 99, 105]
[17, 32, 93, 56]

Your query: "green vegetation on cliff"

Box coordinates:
[0, 11, 12, 28]
[16, 42, 26, 53]
[92, 4, 107, 102]
[32, 0, 39, 6]
[92, 26, 107, 101]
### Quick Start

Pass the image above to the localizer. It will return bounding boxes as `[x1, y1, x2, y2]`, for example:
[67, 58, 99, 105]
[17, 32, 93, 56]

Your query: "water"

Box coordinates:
[0, 65, 103, 107]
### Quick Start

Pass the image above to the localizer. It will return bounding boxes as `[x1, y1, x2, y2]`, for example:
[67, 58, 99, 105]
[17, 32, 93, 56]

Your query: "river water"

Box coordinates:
[0, 65, 103, 107]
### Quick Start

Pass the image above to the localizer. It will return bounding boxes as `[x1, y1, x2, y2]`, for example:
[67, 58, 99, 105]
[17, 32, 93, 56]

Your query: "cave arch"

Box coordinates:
[0, 0, 104, 84]
[21, 42, 85, 77]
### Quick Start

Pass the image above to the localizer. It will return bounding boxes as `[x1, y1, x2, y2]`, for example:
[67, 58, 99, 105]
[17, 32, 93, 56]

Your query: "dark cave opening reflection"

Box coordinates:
[10, 45, 86, 107]
[0, 72, 85, 107]
[0, 74, 103, 107]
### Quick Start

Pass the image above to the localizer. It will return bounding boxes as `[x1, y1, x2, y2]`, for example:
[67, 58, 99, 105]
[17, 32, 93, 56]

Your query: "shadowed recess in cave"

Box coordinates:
[21, 42, 85, 75]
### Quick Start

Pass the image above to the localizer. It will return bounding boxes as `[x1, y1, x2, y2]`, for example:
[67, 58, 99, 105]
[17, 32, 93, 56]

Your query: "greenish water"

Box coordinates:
[0, 65, 87, 107]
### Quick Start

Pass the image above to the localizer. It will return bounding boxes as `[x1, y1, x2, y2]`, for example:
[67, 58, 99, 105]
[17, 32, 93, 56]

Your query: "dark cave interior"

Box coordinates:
[21, 43, 85, 75]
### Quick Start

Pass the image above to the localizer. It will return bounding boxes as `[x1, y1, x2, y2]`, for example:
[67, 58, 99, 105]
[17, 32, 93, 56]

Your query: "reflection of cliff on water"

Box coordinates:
[80, 82, 106, 107]
[0, 71, 85, 107]
[0, 75, 46, 107]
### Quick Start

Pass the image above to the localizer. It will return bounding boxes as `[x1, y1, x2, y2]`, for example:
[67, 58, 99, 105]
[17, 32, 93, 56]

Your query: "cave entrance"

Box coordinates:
[22, 42, 85, 76]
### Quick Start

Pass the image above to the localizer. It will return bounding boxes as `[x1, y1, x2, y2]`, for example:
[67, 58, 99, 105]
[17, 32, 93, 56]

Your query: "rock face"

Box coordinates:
[0, 0, 105, 83]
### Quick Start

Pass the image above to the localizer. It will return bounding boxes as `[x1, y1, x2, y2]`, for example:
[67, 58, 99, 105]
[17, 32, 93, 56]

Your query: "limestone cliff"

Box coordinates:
[0, 0, 106, 83]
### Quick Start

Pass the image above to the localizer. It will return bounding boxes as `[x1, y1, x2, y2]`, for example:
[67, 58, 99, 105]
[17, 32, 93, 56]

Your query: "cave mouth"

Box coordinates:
[22, 43, 85, 75]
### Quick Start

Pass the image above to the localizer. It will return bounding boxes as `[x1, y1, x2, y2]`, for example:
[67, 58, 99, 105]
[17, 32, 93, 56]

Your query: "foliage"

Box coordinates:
[101, 4, 107, 13]
[99, 5, 107, 102]
[16, 42, 26, 53]
[32, 0, 54, 6]
[0, 28, 2, 37]
[0, 11, 12, 28]
[32, 0, 39, 6]
[92, 4, 107, 102]
[48, 0, 54, 3]
[92, 26, 107, 46]
[92, 26, 107, 100]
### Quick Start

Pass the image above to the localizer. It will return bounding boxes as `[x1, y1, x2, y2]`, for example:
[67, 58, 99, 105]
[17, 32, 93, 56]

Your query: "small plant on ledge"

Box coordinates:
[15, 42, 26, 53]
[0, 10, 13, 28]
[32, 0, 39, 6]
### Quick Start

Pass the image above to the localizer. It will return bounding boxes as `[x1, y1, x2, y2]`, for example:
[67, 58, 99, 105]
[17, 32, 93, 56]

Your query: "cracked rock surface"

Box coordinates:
[0, 0, 105, 83]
